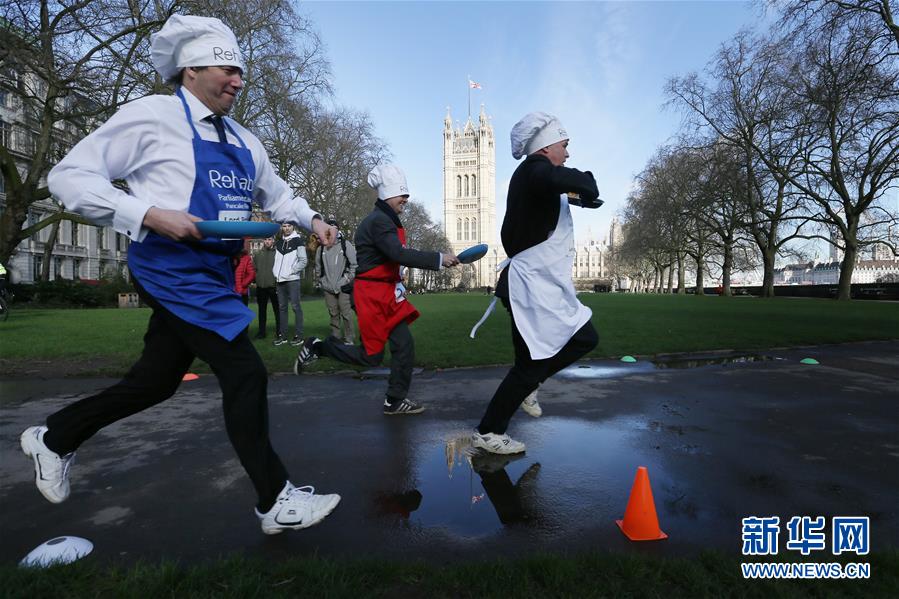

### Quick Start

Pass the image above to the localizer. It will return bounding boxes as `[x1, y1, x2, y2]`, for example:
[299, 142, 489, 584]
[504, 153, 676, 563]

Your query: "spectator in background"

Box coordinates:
[251, 236, 280, 339]
[314, 216, 357, 345]
[273, 222, 306, 346]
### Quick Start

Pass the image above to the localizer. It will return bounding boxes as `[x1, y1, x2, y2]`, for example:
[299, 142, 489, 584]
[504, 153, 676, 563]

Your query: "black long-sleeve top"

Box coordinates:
[354, 201, 442, 276]
[496, 154, 599, 298]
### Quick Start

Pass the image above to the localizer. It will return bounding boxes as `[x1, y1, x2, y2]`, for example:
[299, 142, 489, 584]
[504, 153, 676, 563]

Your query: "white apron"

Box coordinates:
[471, 195, 592, 360]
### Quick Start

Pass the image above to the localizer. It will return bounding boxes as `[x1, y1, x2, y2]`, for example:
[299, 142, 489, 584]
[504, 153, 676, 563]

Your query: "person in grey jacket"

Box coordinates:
[251, 235, 281, 339]
[295, 165, 459, 415]
[272, 222, 307, 346]
[314, 216, 357, 345]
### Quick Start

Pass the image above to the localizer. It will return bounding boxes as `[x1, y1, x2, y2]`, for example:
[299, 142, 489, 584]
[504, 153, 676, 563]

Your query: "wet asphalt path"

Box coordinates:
[1, 341, 897, 565]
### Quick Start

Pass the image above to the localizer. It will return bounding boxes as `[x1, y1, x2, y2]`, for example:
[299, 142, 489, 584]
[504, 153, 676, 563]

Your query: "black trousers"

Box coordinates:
[44, 281, 289, 511]
[477, 297, 598, 435]
[254, 286, 280, 336]
[320, 320, 414, 400]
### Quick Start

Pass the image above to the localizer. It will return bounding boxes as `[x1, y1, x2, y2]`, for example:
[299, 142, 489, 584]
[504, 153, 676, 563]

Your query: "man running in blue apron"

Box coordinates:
[19, 15, 340, 535]
[471, 112, 603, 454]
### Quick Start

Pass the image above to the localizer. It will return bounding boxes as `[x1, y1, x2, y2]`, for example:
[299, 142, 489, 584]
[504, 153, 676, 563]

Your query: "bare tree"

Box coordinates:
[776, 16, 899, 298]
[776, 0, 899, 53]
[0, 0, 174, 265]
[668, 32, 817, 297]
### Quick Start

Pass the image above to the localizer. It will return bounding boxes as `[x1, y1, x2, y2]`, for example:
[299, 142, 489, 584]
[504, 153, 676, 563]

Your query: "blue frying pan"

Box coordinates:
[457, 243, 488, 264]
[195, 221, 279, 238]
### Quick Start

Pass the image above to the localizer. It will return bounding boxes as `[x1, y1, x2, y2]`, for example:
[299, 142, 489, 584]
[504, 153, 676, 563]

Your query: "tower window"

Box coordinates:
[464, 217, 469, 241]
[457, 175, 462, 198]
[464, 175, 469, 197]
[472, 175, 477, 196]
[457, 218, 462, 241]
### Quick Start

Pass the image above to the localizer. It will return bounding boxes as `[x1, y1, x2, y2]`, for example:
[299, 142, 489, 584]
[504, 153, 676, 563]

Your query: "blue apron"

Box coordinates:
[128, 88, 255, 341]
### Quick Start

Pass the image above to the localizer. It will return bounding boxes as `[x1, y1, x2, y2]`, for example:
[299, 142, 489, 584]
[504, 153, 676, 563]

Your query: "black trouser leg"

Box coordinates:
[477, 298, 598, 435]
[321, 321, 414, 401]
[386, 321, 414, 400]
[256, 289, 268, 334]
[44, 308, 194, 455]
[45, 284, 288, 512]
[321, 335, 383, 367]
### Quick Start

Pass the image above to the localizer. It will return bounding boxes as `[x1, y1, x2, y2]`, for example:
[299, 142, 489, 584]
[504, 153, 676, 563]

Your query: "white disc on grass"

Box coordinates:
[19, 536, 93, 568]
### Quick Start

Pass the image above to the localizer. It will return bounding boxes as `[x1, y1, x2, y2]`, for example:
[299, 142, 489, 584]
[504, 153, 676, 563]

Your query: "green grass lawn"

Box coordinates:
[2, 551, 896, 598]
[1, 293, 897, 376]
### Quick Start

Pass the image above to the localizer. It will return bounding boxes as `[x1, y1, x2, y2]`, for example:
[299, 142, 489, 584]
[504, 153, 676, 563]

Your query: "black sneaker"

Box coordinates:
[293, 337, 321, 375]
[383, 397, 425, 416]
[254, 332, 266, 340]
[290, 336, 302, 347]
[273, 336, 288, 346]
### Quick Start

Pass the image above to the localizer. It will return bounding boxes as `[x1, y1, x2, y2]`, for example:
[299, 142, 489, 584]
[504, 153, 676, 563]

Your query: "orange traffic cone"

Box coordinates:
[616, 466, 668, 541]
[182, 373, 199, 381]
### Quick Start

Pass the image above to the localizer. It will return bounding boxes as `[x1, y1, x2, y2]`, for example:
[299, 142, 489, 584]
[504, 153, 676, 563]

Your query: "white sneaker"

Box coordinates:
[521, 389, 542, 418]
[20, 426, 75, 504]
[471, 430, 526, 455]
[255, 482, 341, 535]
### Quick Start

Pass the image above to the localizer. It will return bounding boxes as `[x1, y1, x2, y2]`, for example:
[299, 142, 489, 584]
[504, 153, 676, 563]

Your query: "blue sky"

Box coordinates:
[301, 0, 764, 245]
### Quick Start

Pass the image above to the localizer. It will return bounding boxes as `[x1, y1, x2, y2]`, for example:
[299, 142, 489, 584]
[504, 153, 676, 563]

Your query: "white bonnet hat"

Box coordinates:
[367, 164, 410, 200]
[151, 14, 245, 80]
[510, 112, 568, 159]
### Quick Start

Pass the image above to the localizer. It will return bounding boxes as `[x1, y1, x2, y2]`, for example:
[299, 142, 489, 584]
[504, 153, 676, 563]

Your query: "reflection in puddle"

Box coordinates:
[373, 490, 423, 519]
[652, 355, 780, 369]
[556, 362, 654, 379]
[395, 418, 671, 538]
[358, 367, 424, 378]
[557, 354, 781, 379]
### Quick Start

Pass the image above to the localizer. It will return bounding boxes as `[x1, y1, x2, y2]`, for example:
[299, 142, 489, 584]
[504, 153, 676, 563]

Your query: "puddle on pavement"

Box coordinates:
[652, 355, 780, 369]
[556, 362, 655, 379]
[358, 367, 424, 378]
[371, 418, 673, 539]
[556, 354, 780, 380]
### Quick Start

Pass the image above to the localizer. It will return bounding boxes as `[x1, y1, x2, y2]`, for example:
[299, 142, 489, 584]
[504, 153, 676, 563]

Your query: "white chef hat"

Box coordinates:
[150, 14, 245, 81]
[367, 164, 410, 200]
[510, 112, 569, 159]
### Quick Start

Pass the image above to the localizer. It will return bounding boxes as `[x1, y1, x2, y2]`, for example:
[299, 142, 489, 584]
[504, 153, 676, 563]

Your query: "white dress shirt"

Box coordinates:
[48, 88, 319, 242]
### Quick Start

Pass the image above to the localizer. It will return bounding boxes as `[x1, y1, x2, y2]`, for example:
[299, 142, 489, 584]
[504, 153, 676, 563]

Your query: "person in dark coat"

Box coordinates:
[294, 164, 459, 415]
[251, 235, 280, 338]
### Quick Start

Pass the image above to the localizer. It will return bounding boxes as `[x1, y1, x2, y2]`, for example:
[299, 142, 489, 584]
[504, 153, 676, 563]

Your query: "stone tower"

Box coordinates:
[443, 104, 498, 287]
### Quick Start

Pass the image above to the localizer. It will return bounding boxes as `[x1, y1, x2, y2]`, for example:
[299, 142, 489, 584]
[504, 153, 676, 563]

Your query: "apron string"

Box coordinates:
[470, 295, 498, 339]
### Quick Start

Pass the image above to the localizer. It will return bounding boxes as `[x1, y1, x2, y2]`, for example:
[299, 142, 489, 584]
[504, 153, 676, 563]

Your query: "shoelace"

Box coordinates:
[285, 485, 316, 503]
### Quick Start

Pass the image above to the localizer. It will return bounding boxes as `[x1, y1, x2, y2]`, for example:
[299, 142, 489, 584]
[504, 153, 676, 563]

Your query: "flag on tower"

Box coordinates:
[469, 79, 482, 89]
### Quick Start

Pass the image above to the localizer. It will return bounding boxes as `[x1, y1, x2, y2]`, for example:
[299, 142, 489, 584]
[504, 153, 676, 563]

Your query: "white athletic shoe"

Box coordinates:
[471, 430, 526, 455]
[521, 389, 542, 418]
[20, 425, 75, 504]
[255, 482, 341, 535]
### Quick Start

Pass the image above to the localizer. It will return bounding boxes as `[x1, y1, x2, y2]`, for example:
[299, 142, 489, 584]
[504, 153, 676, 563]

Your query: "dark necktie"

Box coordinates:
[207, 115, 228, 144]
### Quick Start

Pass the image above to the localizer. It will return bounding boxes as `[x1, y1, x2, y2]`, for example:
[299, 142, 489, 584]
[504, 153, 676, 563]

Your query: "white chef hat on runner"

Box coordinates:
[367, 164, 410, 200]
[150, 14, 245, 81]
[510, 111, 569, 159]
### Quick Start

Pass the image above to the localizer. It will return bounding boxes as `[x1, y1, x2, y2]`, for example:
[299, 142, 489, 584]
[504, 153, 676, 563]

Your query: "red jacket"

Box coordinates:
[234, 254, 256, 296]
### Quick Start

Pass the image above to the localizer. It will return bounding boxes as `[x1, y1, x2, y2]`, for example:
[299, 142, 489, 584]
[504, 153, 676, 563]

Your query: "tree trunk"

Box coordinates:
[40, 219, 61, 281]
[666, 265, 673, 293]
[837, 243, 857, 301]
[677, 254, 686, 294]
[760, 248, 775, 298]
[721, 241, 733, 297]
[694, 254, 704, 295]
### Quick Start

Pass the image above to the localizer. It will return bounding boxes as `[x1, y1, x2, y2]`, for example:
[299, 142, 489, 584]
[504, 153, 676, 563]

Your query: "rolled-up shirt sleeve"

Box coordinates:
[48, 102, 160, 241]
[252, 147, 320, 232]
